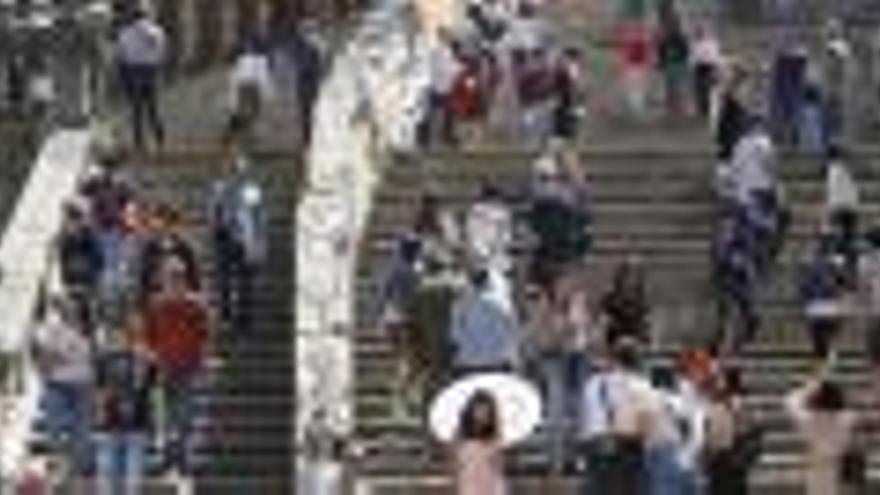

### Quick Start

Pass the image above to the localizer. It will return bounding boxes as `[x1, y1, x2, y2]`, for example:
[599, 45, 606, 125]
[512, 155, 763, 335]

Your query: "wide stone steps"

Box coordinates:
[130, 151, 297, 492]
[354, 133, 880, 491]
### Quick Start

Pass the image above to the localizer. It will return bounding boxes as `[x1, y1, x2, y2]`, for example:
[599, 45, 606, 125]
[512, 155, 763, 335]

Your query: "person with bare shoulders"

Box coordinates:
[451, 391, 507, 495]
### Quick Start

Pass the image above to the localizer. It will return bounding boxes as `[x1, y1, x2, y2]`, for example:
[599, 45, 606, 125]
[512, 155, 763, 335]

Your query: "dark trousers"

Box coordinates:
[215, 241, 256, 333]
[706, 450, 748, 495]
[694, 63, 717, 118]
[808, 316, 842, 360]
[417, 91, 455, 147]
[581, 437, 645, 495]
[769, 54, 806, 144]
[716, 279, 760, 350]
[298, 86, 318, 149]
[119, 63, 165, 149]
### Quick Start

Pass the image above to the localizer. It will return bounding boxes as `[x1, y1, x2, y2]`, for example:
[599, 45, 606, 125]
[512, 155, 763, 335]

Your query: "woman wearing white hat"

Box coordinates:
[451, 391, 508, 495]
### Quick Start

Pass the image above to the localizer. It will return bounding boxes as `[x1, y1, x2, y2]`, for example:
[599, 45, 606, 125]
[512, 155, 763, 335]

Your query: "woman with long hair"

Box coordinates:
[600, 256, 649, 346]
[786, 376, 859, 495]
[452, 391, 507, 495]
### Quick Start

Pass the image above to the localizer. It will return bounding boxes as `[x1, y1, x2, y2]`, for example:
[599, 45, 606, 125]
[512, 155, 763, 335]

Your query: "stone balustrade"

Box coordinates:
[294, 5, 464, 492]
[0, 130, 92, 484]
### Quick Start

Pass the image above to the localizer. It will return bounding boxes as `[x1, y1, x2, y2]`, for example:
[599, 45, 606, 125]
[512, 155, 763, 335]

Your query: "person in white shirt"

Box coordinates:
[502, 1, 547, 53]
[729, 116, 777, 208]
[823, 20, 855, 145]
[579, 338, 657, 494]
[825, 144, 860, 277]
[224, 36, 277, 147]
[32, 294, 94, 474]
[116, 6, 167, 149]
[465, 183, 513, 275]
[645, 365, 706, 495]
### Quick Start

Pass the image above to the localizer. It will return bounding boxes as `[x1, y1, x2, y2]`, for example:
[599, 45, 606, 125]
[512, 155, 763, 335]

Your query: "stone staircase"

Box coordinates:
[126, 150, 298, 494]
[352, 123, 880, 493]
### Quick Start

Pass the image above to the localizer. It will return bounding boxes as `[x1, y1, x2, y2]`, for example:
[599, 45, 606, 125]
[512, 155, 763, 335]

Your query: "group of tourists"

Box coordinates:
[29, 143, 267, 494]
[418, 0, 586, 148]
[375, 1, 880, 494]
[2, 1, 326, 154]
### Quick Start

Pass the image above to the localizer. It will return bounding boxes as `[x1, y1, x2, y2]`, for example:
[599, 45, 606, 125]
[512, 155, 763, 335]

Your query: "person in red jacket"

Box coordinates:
[140, 256, 211, 473]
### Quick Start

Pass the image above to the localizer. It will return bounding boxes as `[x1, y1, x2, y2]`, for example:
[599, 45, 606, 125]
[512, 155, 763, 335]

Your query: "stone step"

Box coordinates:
[127, 156, 296, 486]
[355, 467, 880, 495]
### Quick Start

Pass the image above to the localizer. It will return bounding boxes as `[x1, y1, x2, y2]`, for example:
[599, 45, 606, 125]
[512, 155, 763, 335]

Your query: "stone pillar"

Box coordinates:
[296, 2, 440, 488]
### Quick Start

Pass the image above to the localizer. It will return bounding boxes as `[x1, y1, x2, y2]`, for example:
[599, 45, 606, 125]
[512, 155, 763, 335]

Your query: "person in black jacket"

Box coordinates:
[716, 65, 751, 163]
[525, 145, 591, 292]
[57, 200, 104, 337]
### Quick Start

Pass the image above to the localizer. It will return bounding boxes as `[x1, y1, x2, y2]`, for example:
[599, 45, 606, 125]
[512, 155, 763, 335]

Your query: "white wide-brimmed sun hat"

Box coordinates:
[429, 372, 542, 446]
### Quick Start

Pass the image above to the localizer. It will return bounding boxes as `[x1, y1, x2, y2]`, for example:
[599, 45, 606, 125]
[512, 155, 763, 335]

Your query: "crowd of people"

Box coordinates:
[375, 1, 880, 494]
[28, 144, 268, 494]
[417, 0, 587, 148]
[2, 2, 326, 154]
[1, 2, 327, 492]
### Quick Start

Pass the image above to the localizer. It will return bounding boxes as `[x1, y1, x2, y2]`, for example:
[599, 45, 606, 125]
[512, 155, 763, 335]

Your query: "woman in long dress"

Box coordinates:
[452, 391, 508, 495]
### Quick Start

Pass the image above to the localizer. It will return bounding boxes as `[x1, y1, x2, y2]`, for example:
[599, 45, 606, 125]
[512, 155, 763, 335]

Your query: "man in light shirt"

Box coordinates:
[645, 365, 707, 495]
[465, 183, 514, 275]
[729, 116, 777, 208]
[579, 338, 657, 494]
[449, 269, 521, 375]
[224, 36, 277, 148]
[116, 6, 167, 150]
[502, 1, 548, 53]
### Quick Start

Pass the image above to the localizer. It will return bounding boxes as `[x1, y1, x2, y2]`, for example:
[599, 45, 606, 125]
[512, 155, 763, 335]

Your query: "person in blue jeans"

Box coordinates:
[94, 330, 158, 495]
[32, 295, 95, 475]
[646, 366, 703, 495]
[524, 273, 594, 474]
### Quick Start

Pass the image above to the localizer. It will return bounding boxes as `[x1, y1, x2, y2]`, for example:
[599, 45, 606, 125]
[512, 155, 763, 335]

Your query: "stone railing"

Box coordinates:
[295, 0, 436, 458]
[295, 1, 480, 492]
[0, 130, 92, 485]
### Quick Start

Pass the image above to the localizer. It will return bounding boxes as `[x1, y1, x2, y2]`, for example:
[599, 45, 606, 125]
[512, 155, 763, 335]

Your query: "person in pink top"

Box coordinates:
[452, 391, 507, 495]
